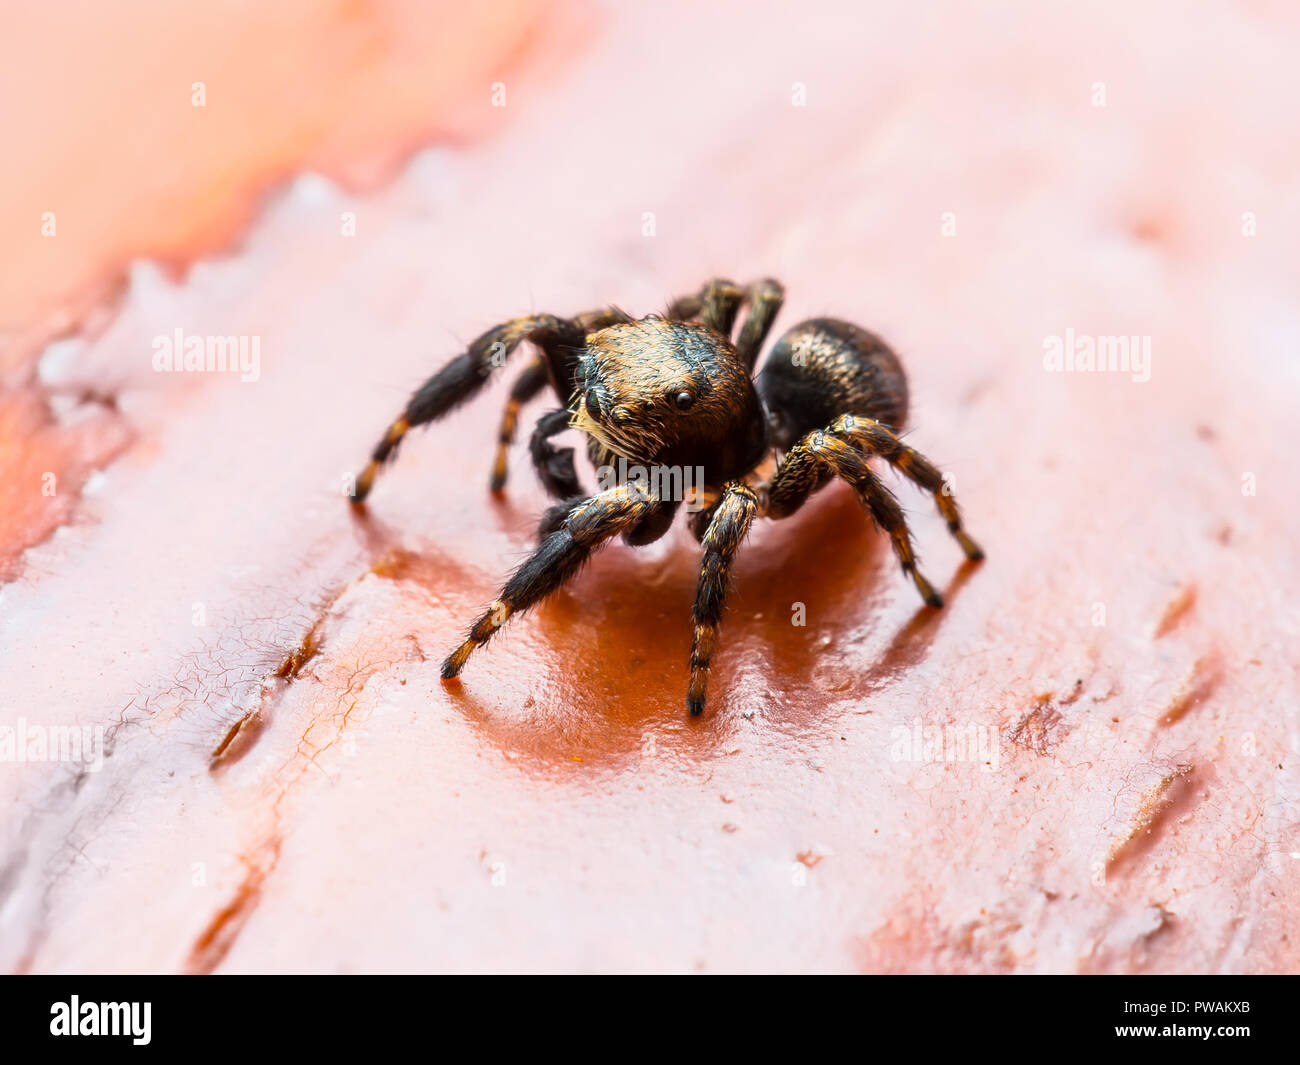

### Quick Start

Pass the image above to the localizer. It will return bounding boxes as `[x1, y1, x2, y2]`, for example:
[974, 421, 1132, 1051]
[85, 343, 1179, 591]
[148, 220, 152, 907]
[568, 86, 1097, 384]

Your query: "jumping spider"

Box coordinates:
[350, 278, 983, 717]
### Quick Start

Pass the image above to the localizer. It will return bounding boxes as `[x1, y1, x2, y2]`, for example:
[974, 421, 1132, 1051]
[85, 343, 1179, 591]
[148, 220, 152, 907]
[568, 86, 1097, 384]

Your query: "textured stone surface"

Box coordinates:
[1, 0, 1297, 973]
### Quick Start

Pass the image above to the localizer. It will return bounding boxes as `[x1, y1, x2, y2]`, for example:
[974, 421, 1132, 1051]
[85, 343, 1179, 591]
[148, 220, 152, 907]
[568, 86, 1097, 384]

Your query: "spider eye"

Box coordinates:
[674, 390, 694, 410]
[584, 390, 600, 419]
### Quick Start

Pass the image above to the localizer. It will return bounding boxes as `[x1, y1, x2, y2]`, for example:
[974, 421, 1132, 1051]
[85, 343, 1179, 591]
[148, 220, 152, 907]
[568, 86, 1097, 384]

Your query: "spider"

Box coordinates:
[349, 278, 984, 717]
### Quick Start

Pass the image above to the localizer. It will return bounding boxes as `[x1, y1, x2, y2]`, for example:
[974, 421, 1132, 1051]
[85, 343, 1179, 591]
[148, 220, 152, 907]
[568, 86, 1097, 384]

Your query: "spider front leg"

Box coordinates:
[768, 429, 944, 608]
[529, 407, 585, 500]
[687, 481, 758, 716]
[351, 313, 581, 503]
[488, 309, 634, 496]
[829, 414, 984, 561]
[440, 482, 657, 679]
[489, 356, 549, 493]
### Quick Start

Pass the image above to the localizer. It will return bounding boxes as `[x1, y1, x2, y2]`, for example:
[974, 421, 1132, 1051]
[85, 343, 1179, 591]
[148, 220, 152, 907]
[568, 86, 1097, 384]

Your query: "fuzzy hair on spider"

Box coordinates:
[349, 278, 983, 717]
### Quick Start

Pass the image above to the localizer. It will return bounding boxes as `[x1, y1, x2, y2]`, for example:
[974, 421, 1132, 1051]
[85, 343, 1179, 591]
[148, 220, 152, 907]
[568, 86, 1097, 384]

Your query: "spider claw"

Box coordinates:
[441, 641, 473, 679]
[957, 531, 985, 562]
[350, 461, 380, 503]
[687, 693, 706, 717]
[910, 570, 943, 609]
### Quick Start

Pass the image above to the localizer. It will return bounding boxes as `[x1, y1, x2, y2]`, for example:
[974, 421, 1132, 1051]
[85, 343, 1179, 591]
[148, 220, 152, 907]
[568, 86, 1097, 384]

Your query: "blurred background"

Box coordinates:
[1, 0, 1296, 973]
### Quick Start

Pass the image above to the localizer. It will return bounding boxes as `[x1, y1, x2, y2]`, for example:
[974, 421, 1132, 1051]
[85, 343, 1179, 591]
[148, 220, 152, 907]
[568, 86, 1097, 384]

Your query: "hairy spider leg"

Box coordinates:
[667, 278, 744, 337]
[734, 278, 785, 372]
[350, 313, 582, 503]
[667, 277, 784, 373]
[829, 414, 984, 561]
[441, 482, 657, 678]
[353, 306, 635, 504]
[528, 407, 585, 501]
[767, 428, 944, 608]
[688, 481, 758, 716]
[489, 356, 549, 493]
[510, 309, 636, 498]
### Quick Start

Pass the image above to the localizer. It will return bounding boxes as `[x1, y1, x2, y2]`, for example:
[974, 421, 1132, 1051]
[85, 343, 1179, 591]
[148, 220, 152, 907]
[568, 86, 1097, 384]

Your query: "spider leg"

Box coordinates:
[573, 307, 634, 335]
[537, 482, 679, 547]
[687, 481, 758, 716]
[828, 414, 984, 561]
[667, 277, 784, 370]
[441, 482, 657, 678]
[734, 278, 784, 372]
[498, 308, 635, 497]
[537, 494, 588, 540]
[489, 356, 549, 493]
[536, 494, 678, 546]
[667, 278, 744, 336]
[351, 313, 583, 503]
[768, 428, 944, 608]
[529, 407, 585, 501]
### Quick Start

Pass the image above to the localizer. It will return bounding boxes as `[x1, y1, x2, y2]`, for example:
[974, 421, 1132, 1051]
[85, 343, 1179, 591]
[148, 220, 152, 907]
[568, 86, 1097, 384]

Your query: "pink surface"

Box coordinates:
[1, 0, 1298, 973]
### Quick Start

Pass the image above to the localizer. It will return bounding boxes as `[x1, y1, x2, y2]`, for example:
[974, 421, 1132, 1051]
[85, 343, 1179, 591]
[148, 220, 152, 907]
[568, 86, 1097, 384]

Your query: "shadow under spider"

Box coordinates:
[434, 484, 982, 767]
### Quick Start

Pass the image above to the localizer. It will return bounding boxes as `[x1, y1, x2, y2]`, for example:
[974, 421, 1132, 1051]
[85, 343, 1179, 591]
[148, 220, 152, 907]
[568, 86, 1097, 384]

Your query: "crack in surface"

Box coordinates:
[1154, 582, 1198, 639]
[208, 591, 341, 769]
[188, 583, 414, 971]
[1159, 654, 1222, 727]
[1106, 764, 1198, 875]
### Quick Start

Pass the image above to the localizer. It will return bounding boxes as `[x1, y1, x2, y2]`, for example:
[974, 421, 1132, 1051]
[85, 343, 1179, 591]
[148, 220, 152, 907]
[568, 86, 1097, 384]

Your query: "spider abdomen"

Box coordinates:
[757, 318, 909, 452]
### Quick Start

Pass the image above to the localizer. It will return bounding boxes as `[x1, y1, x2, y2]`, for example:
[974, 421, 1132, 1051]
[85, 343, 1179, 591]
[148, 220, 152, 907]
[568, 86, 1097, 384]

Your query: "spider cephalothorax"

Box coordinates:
[349, 278, 984, 716]
[572, 316, 767, 483]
